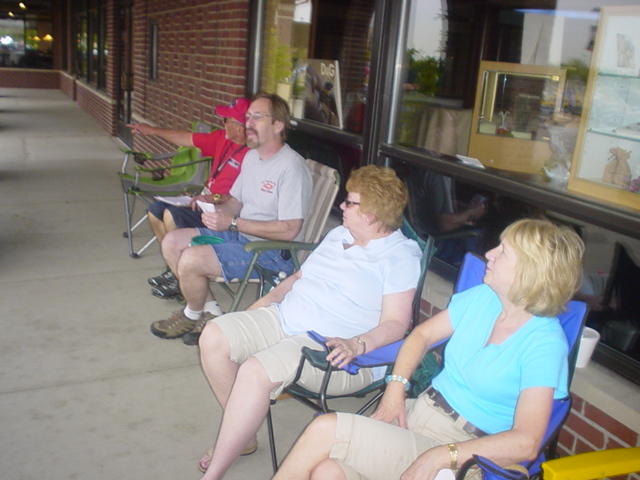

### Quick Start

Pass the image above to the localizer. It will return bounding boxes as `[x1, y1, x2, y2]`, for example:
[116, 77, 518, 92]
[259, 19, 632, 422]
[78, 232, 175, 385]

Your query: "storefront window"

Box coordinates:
[74, 0, 106, 88]
[388, 0, 640, 384]
[0, 4, 53, 70]
[76, 15, 88, 78]
[259, 0, 374, 134]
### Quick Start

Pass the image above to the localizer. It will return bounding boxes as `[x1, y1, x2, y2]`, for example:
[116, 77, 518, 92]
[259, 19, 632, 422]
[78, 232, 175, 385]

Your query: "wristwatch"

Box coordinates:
[228, 215, 238, 233]
[356, 336, 367, 354]
[212, 193, 221, 204]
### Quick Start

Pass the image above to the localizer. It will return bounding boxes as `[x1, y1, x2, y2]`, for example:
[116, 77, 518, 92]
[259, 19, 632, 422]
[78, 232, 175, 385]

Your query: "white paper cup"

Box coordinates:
[576, 327, 601, 368]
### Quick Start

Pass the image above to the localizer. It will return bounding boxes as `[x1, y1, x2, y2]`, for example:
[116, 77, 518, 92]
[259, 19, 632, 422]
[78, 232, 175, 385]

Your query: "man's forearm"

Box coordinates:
[150, 128, 195, 147]
[129, 123, 195, 147]
[236, 217, 303, 241]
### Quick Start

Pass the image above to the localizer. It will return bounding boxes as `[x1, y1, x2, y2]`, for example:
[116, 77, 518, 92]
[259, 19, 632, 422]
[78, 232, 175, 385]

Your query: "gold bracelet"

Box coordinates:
[447, 443, 458, 470]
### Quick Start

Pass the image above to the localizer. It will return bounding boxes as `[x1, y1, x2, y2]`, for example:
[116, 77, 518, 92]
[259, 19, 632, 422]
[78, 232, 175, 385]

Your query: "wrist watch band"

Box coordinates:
[228, 215, 238, 233]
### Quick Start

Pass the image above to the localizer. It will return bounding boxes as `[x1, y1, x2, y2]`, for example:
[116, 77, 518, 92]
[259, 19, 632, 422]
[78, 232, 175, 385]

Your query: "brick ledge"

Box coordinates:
[571, 362, 640, 433]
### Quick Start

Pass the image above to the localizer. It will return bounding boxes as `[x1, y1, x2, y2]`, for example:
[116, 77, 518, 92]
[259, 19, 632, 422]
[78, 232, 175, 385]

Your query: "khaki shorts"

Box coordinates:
[331, 394, 478, 480]
[213, 306, 375, 400]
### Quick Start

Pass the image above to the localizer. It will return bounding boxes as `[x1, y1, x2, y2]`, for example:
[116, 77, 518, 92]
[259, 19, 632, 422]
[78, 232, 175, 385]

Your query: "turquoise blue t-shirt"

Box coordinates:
[431, 284, 569, 435]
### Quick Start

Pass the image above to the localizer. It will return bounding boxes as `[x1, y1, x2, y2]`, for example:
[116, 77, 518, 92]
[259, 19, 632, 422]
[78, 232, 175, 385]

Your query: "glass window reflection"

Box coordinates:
[259, 0, 375, 134]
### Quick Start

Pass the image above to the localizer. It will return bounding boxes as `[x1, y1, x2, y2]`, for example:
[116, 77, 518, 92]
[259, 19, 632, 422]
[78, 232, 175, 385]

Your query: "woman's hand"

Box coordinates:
[400, 447, 447, 480]
[325, 337, 362, 369]
[371, 383, 408, 427]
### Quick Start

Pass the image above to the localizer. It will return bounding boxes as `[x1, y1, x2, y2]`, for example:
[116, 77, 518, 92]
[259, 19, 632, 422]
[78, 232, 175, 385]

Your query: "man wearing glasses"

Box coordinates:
[150, 92, 313, 346]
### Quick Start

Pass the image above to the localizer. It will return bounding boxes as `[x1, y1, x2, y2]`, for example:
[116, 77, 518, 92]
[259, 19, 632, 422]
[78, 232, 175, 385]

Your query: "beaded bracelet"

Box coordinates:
[384, 374, 411, 391]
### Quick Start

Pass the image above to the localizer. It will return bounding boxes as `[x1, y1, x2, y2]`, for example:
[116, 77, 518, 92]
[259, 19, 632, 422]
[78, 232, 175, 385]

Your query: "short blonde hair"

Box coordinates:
[502, 218, 584, 317]
[346, 165, 407, 232]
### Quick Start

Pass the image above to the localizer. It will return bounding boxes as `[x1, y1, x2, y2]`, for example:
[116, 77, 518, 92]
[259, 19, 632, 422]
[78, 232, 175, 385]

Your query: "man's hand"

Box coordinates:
[127, 123, 156, 136]
[201, 211, 233, 231]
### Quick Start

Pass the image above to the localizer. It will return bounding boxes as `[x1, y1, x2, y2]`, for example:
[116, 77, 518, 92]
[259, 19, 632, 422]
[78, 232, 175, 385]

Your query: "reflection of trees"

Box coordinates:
[262, 27, 294, 93]
[407, 48, 444, 97]
[562, 59, 589, 114]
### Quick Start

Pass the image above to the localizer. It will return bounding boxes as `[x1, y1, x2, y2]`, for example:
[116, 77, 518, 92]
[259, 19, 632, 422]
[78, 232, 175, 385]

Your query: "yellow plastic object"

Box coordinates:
[541, 447, 640, 480]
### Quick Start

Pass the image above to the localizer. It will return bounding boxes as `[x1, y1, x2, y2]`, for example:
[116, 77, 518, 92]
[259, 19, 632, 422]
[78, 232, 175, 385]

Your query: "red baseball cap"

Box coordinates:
[215, 97, 250, 125]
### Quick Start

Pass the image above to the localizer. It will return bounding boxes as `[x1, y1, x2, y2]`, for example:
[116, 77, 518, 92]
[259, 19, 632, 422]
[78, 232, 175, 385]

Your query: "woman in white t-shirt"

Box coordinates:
[195, 165, 423, 480]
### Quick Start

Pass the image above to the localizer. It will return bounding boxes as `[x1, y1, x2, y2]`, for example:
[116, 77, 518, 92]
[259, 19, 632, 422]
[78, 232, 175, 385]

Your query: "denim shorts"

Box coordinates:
[147, 201, 205, 229]
[196, 227, 295, 282]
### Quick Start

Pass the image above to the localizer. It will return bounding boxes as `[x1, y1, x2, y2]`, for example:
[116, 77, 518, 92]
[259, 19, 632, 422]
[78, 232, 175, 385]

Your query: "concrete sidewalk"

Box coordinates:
[0, 88, 334, 480]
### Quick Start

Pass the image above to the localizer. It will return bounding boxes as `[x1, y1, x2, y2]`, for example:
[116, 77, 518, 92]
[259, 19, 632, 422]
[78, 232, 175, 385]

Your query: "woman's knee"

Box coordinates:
[199, 322, 229, 358]
[306, 412, 338, 438]
[235, 356, 276, 390]
[311, 459, 347, 480]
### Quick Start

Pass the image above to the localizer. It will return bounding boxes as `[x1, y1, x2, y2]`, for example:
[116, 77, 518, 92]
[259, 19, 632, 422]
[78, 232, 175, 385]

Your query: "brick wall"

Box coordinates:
[130, 0, 249, 154]
[60, 72, 76, 99]
[419, 298, 640, 477]
[44, 0, 249, 149]
[75, 81, 118, 135]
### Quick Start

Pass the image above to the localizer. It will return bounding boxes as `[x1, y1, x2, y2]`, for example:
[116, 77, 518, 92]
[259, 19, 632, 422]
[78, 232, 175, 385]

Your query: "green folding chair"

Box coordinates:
[118, 121, 213, 258]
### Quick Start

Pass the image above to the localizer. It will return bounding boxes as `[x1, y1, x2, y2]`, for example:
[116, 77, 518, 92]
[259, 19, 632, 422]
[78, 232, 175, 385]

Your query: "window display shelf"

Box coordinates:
[568, 5, 640, 213]
[381, 142, 640, 241]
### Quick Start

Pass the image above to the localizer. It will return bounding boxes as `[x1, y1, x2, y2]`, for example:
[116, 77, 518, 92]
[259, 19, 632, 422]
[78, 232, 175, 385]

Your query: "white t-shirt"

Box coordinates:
[230, 143, 312, 241]
[277, 225, 422, 337]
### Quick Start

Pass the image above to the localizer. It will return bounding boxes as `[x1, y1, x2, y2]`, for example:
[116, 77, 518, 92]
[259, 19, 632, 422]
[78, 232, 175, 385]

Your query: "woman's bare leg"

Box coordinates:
[272, 413, 345, 480]
[200, 352, 280, 480]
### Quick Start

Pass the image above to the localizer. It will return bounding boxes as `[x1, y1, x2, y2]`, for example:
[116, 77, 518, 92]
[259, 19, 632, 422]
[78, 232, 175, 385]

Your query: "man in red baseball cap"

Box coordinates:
[128, 97, 250, 293]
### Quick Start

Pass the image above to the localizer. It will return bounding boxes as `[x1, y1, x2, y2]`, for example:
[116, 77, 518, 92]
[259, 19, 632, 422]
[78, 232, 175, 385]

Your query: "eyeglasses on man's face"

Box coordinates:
[245, 112, 273, 122]
[343, 198, 360, 207]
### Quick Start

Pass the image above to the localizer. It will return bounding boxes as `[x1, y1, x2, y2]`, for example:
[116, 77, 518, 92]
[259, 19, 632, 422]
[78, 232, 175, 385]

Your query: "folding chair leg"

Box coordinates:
[122, 191, 157, 258]
[122, 191, 137, 256]
[133, 235, 158, 258]
[266, 406, 279, 474]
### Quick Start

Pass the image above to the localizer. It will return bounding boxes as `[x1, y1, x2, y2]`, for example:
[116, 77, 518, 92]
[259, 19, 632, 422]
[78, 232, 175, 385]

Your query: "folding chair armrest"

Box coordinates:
[243, 240, 318, 254]
[121, 148, 178, 170]
[300, 347, 335, 372]
[133, 155, 212, 173]
[541, 447, 640, 480]
[306, 330, 449, 374]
